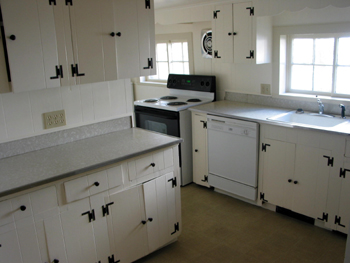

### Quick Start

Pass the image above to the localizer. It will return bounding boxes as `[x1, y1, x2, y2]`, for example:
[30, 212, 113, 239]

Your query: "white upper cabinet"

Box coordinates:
[0, 0, 156, 92]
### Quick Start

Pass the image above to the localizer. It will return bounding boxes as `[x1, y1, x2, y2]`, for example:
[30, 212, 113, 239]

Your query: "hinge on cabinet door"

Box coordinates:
[71, 64, 85, 77]
[335, 216, 346, 227]
[317, 212, 328, 222]
[49, 0, 56, 5]
[143, 58, 153, 69]
[81, 209, 95, 223]
[246, 7, 254, 16]
[260, 192, 268, 204]
[171, 222, 180, 235]
[108, 254, 120, 263]
[246, 50, 255, 59]
[339, 168, 350, 178]
[201, 175, 208, 182]
[145, 0, 151, 9]
[214, 50, 221, 59]
[50, 65, 63, 79]
[213, 10, 220, 19]
[102, 202, 114, 217]
[200, 120, 207, 129]
[261, 143, 270, 152]
[65, 0, 72, 5]
[168, 177, 177, 188]
[323, 155, 334, 167]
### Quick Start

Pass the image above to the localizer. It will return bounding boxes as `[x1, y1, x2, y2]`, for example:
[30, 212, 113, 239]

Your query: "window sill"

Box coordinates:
[277, 92, 350, 103]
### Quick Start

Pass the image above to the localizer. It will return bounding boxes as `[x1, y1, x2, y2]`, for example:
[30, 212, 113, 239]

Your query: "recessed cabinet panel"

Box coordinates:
[337, 159, 350, 233]
[0, 224, 22, 263]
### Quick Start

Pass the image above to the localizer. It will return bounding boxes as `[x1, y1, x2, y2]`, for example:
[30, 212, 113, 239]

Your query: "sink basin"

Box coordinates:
[267, 111, 348, 128]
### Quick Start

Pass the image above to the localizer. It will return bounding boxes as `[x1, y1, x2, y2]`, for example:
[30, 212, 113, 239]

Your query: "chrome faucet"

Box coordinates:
[317, 98, 324, 114]
[339, 104, 346, 119]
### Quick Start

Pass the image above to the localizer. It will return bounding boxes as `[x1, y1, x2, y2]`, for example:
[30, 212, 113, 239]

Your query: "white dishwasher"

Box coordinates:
[207, 115, 259, 201]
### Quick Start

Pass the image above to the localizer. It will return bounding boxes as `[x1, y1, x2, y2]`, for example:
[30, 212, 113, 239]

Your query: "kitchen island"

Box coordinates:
[0, 127, 182, 263]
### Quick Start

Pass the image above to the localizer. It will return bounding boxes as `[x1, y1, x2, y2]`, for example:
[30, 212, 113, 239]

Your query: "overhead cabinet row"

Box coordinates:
[0, 0, 156, 92]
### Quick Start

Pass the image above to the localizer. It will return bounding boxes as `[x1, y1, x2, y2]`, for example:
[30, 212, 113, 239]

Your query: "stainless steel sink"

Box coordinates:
[267, 110, 348, 128]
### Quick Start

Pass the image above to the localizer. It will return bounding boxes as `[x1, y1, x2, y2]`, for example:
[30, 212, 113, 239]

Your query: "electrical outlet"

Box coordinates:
[43, 110, 66, 129]
[261, 84, 271, 95]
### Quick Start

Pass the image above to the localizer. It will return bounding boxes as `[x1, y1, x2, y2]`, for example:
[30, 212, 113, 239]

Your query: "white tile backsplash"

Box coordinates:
[0, 80, 133, 143]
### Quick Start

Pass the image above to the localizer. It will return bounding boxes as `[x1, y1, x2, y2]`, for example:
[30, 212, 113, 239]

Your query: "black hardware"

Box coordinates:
[141, 220, 147, 225]
[201, 175, 208, 182]
[260, 192, 268, 204]
[53, 260, 59, 263]
[168, 177, 177, 188]
[82, 209, 95, 223]
[108, 254, 120, 263]
[102, 202, 114, 217]
[110, 32, 121, 37]
[335, 216, 345, 227]
[200, 120, 207, 129]
[9, 35, 16, 41]
[94, 182, 100, 187]
[246, 50, 254, 59]
[65, 0, 72, 5]
[20, 205, 26, 211]
[317, 212, 328, 222]
[50, 65, 63, 79]
[288, 179, 292, 183]
[143, 58, 153, 69]
[195, 149, 198, 152]
[116, 32, 121, 37]
[148, 217, 153, 222]
[214, 50, 221, 59]
[262, 143, 270, 152]
[145, 0, 151, 9]
[49, 0, 56, 5]
[293, 181, 298, 185]
[340, 168, 350, 178]
[110, 32, 115, 37]
[246, 7, 254, 16]
[213, 10, 220, 19]
[171, 222, 180, 235]
[71, 64, 85, 77]
[323, 155, 334, 167]
[228, 32, 237, 36]
[150, 162, 156, 167]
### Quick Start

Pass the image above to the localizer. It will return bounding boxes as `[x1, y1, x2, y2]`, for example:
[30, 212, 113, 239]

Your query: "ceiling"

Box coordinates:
[154, 0, 212, 9]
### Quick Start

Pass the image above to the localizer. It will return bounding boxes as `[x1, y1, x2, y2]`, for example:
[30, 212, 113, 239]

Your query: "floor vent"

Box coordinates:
[276, 206, 315, 225]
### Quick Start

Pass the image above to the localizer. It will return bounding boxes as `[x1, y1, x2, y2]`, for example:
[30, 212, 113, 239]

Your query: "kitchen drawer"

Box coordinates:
[64, 165, 124, 203]
[0, 186, 58, 226]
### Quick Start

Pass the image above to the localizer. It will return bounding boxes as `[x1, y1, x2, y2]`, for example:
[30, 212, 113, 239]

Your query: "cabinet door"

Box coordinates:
[292, 146, 331, 219]
[108, 185, 148, 263]
[336, 160, 350, 233]
[69, 0, 106, 85]
[192, 113, 210, 187]
[233, 2, 253, 63]
[261, 139, 295, 208]
[212, 3, 233, 63]
[143, 172, 178, 253]
[137, 0, 156, 76]
[0, 224, 22, 263]
[0, 0, 54, 91]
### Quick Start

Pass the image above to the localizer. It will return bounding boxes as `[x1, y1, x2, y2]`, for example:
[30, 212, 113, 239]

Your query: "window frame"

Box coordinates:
[145, 32, 194, 83]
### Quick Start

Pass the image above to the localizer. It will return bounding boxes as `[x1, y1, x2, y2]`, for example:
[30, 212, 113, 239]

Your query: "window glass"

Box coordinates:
[291, 65, 313, 91]
[315, 38, 334, 65]
[292, 38, 313, 64]
[338, 37, 350, 66]
[314, 65, 333, 92]
[336, 67, 350, 94]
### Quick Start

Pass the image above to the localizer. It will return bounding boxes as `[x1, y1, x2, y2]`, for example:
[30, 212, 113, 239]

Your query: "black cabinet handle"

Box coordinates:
[148, 217, 153, 222]
[116, 32, 121, 37]
[94, 182, 100, 187]
[141, 220, 147, 225]
[195, 149, 198, 152]
[20, 205, 26, 211]
[110, 32, 115, 37]
[9, 35, 16, 40]
[150, 163, 155, 167]
[294, 181, 298, 184]
[53, 260, 59, 263]
[288, 179, 292, 183]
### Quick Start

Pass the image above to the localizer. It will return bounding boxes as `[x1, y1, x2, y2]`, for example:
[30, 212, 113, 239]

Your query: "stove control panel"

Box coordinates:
[167, 74, 216, 93]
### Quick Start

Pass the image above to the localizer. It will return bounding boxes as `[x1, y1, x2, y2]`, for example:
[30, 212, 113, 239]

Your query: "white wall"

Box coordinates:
[0, 80, 134, 143]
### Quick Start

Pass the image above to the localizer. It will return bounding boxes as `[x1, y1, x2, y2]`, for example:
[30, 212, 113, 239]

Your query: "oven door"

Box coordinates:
[134, 106, 180, 137]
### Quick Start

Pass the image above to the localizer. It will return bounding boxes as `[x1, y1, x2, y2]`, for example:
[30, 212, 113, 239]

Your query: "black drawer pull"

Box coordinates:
[20, 205, 26, 211]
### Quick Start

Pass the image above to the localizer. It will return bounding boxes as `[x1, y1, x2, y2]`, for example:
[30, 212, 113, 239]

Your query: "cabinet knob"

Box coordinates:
[116, 32, 121, 37]
[148, 217, 153, 222]
[228, 32, 232, 36]
[288, 179, 292, 183]
[233, 32, 237, 35]
[20, 205, 26, 211]
[150, 163, 155, 167]
[141, 220, 147, 225]
[94, 182, 100, 187]
[195, 149, 198, 152]
[110, 32, 115, 37]
[9, 35, 16, 41]
[53, 260, 59, 263]
[294, 181, 298, 184]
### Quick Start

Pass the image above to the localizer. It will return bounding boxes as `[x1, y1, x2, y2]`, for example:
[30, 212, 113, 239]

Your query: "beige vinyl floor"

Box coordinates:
[135, 183, 347, 263]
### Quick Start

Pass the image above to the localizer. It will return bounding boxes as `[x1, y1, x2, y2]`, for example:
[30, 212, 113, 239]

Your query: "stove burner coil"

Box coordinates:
[167, 102, 188, 106]
[187, 98, 202, 102]
[160, 96, 178, 100]
[144, 99, 158, 103]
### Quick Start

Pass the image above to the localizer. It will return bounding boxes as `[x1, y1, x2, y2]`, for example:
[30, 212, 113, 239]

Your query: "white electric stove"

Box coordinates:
[134, 74, 216, 185]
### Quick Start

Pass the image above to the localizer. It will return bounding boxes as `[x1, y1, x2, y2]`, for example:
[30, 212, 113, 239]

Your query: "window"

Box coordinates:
[285, 33, 350, 97]
[147, 33, 194, 82]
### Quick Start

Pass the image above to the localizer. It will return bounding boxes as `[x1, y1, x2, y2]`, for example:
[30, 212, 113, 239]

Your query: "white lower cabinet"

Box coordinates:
[107, 172, 180, 263]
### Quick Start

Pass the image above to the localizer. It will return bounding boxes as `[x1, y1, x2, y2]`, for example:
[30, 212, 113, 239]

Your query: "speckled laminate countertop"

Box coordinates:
[0, 128, 182, 198]
[190, 101, 350, 135]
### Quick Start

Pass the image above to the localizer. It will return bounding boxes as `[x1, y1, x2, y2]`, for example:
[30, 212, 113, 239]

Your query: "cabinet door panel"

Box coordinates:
[114, 0, 140, 79]
[0, 224, 22, 263]
[337, 161, 350, 233]
[44, 216, 68, 263]
[108, 185, 148, 263]
[1, 0, 46, 92]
